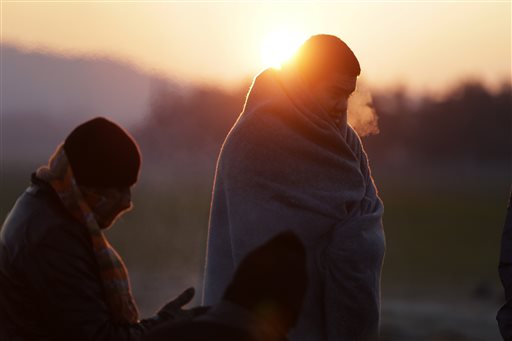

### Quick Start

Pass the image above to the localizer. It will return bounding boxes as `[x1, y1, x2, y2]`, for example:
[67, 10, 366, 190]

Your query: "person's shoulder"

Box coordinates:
[219, 115, 269, 160]
[1, 185, 87, 268]
[7, 182, 87, 248]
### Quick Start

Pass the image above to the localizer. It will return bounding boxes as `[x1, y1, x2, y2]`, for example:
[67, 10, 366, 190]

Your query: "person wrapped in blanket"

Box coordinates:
[203, 34, 385, 341]
[0, 117, 207, 340]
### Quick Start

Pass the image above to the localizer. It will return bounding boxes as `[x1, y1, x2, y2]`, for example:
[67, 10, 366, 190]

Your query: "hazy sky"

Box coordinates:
[2, 1, 511, 94]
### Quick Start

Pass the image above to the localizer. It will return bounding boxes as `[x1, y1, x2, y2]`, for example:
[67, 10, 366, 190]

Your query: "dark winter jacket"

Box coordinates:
[498, 191, 512, 340]
[0, 175, 161, 341]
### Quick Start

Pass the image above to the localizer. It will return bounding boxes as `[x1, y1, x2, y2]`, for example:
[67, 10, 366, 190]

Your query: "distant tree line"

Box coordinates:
[135, 80, 244, 170]
[136, 79, 511, 174]
[366, 82, 511, 168]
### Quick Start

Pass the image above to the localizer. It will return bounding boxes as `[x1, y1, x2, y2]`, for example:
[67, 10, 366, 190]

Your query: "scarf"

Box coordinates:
[36, 144, 139, 324]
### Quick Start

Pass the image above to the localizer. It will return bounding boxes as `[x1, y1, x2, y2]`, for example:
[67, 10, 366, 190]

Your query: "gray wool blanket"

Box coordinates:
[203, 67, 385, 341]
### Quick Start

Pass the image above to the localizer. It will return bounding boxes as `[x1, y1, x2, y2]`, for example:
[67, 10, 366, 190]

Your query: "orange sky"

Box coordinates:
[2, 1, 510, 94]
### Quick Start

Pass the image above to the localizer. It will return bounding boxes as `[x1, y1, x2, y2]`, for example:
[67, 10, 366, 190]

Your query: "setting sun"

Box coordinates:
[261, 30, 306, 69]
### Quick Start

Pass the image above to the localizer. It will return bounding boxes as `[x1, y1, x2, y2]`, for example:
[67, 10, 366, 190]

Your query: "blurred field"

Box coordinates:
[1, 163, 509, 340]
[376, 167, 509, 340]
[378, 169, 509, 297]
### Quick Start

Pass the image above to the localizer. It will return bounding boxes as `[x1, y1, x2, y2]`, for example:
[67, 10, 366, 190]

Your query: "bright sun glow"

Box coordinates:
[261, 30, 306, 69]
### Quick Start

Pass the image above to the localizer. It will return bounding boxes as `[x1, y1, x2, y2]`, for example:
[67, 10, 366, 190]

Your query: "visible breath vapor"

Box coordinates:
[348, 86, 379, 137]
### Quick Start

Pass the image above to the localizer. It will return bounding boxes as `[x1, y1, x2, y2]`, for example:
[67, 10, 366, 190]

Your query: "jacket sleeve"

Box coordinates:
[498, 191, 512, 339]
[22, 220, 159, 341]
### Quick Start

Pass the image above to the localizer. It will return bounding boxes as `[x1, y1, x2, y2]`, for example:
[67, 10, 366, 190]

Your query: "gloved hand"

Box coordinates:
[157, 287, 210, 322]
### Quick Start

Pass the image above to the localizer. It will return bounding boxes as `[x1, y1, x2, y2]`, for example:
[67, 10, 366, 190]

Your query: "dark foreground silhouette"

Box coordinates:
[498, 191, 512, 339]
[143, 231, 307, 341]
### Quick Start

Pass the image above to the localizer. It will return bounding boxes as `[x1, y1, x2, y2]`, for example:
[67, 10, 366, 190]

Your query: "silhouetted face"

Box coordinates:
[81, 186, 133, 229]
[310, 72, 357, 118]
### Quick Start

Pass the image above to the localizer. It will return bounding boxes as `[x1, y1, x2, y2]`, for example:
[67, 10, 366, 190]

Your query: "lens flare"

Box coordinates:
[261, 30, 306, 69]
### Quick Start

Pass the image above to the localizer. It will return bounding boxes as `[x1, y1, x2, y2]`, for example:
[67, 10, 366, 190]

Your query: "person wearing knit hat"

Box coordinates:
[0, 117, 207, 340]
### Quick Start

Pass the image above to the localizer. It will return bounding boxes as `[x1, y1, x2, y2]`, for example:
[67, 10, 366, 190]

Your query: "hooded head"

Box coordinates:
[284, 35, 361, 117]
[287, 34, 361, 85]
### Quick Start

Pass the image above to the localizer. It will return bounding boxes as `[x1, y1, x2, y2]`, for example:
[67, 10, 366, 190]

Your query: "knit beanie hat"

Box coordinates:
[223, 231, 308, 331]
[63, 117, 141, 188]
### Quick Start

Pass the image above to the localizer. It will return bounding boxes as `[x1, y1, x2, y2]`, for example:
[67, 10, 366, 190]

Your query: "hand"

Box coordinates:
[157, 287, 210, 322]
